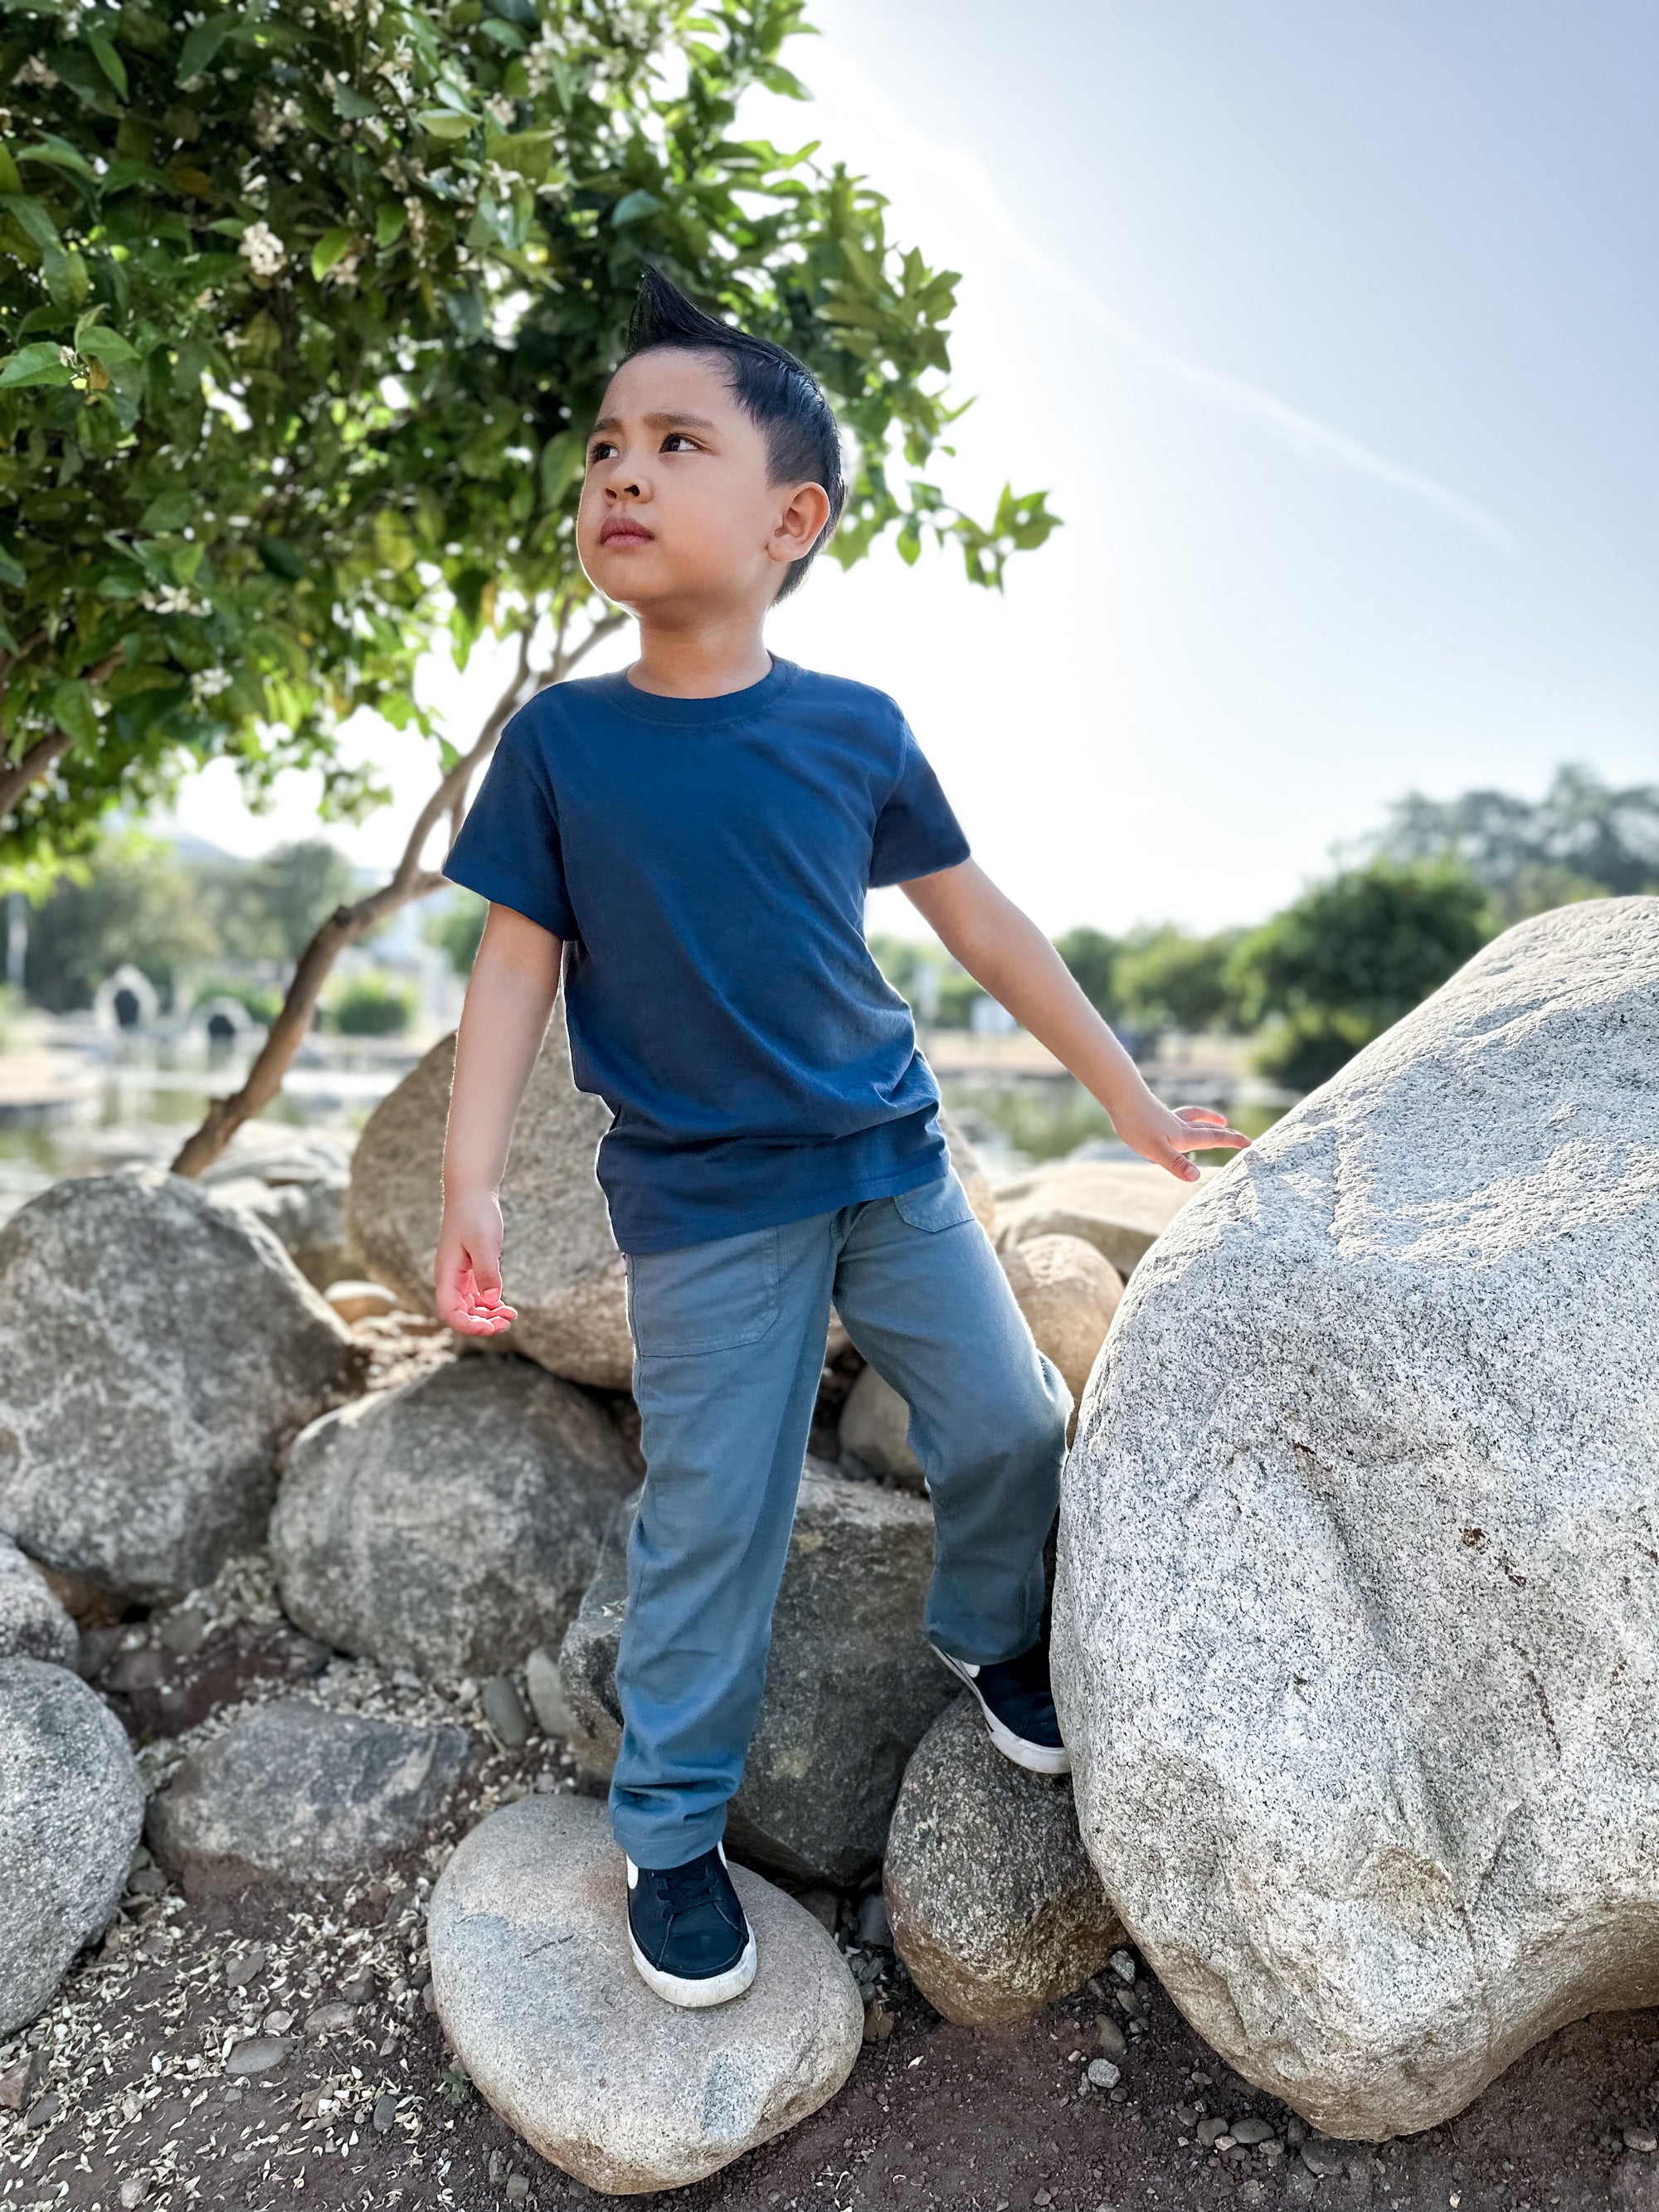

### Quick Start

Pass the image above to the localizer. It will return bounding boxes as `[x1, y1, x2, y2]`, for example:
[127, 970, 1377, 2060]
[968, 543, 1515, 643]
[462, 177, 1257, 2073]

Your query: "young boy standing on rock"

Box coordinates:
[435, 272, 1247, 2009]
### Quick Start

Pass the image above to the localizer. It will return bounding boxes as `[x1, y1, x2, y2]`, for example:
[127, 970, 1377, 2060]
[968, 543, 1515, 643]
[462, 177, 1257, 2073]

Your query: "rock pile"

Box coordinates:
[1055, 897, 1659, 2139]
[0, 1171, 360, 1600]
[427, 1792, 864, 2193]
[270, 1356, 637, 1677]
[994, 1156, 1213, 1276]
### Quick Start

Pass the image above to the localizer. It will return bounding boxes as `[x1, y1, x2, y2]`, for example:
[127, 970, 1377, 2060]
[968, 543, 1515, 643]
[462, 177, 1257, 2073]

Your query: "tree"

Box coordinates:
[20, 830, 215, 1010]
[1371, 763, 1659, 922]
[2, 0, 1058, 1170]
[1228, 858, 1490, 1092]
[1112, 924, 1242, 1038]
[192, 839, 362, 965]
[1053, 926, 1121, 1023]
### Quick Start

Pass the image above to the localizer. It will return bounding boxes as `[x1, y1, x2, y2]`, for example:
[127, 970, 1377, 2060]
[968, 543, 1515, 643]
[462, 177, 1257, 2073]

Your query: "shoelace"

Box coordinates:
[651, 1856, 727, 1917]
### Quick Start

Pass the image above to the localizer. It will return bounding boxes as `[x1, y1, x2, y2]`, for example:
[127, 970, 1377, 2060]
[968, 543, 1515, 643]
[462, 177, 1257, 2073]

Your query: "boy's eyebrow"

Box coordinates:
[589, 411, 719, 435]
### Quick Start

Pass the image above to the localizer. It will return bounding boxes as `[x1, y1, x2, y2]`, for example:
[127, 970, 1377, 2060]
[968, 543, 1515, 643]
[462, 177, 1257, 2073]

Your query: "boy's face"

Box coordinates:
[577, 350, 828, 616]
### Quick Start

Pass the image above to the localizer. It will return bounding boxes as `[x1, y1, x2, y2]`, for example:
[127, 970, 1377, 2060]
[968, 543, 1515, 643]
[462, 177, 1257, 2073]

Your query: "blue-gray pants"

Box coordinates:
[610, 1163, 1073, 1869]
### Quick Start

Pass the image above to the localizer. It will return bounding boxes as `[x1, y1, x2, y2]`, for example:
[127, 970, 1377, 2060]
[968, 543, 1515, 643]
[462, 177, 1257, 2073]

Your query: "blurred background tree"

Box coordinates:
[20, 831, 215, 1011]
[1227, 856, 1491, 1092]
[2, 0, 1058, 1168]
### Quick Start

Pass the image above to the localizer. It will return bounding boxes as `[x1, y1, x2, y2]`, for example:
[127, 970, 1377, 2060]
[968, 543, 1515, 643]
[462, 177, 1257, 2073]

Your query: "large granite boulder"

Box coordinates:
[203, 1129, 358, 1290]
[0, 1535, 77, 1665]
[884, 1694, 1122, 2025]
[994, 1157, 1212, 1276]
[428, 1791, 862, 2194]
[1, 1657, 145, 2034]
[560, 1462, 953, 1884]
[148, 1698, 470, 1888]
[1053, 899, 1659, 2140]
[270, 1356, 636, 1678]
[345, 1016, 630, 1388]
[0, 1172, 361, 1601]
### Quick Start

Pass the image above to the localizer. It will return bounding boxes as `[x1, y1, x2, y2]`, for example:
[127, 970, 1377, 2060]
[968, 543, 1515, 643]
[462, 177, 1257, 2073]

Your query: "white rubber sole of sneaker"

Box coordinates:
[628, 1927, 758, 2010]
[932, 1645, 1073, 1775]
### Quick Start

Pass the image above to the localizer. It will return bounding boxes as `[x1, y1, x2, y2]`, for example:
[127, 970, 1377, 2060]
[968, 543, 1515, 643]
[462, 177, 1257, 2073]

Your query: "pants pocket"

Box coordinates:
[625, 1226, 783, 1359]
[891, 1167, 978, 1235]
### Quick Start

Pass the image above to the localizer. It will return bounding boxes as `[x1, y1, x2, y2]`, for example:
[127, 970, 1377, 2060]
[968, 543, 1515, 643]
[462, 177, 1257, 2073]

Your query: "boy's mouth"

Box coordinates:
[600, 518, 654, 547]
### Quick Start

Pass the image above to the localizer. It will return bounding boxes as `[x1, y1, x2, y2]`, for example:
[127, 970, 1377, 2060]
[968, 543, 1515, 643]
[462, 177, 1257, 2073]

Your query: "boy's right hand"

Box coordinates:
[435, 1193, 519, 1336]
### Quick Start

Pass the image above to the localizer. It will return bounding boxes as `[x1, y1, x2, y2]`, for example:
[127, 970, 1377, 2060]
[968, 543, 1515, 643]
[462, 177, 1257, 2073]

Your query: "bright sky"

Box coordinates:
[167, 0, 1659, 938]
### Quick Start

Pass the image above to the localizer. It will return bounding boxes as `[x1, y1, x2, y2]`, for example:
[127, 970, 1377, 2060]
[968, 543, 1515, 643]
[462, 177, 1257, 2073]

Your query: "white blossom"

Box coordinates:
[485, 92, 516, 128]
[191, 668, 232, 702]
[252, 93, 304, 150]
[324, 246, 363, 289]
[238, 221, 287, 279]
[12, 55, 60, 89]
[139, 587, 212, 616]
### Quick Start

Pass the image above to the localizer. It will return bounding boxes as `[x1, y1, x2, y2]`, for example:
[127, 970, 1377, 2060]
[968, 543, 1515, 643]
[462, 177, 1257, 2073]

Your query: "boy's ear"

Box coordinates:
[768, 481, 832, 568]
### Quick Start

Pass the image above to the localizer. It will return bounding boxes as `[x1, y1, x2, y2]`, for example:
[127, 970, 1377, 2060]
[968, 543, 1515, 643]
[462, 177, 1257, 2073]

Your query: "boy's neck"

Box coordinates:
[627, 609, 775, 700]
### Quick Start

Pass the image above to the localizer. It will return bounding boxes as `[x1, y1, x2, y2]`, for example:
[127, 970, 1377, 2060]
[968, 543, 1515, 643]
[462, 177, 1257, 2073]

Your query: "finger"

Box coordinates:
[1173, 1125, 1252, 1152]
[1172, 1105, 1227, 1125]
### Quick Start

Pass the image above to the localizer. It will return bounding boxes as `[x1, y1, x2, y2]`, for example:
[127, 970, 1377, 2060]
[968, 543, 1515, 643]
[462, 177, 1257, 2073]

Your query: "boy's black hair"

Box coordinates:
[623, 268, 846, 600]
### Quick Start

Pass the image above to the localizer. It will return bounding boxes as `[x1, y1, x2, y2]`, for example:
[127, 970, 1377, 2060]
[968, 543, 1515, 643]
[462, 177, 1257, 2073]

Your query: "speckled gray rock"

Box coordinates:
[0, 1171, 361, 1601]
[837, 1362, 924, 1487]
[0, 1657, 145, 2034]
[148, 1698, 470, 1886]
[345, 1015, 630, 1388]
[993, 1158, 1212, 1276]
[428, 1791, 862, 2193]
[0, 1536, 76, 1665]
[1053, 898, 1659, 2141]
[560, 1462, 953, 1884]
[270, 1357, 635, 1678]
[883, 1694, 1122, 2025]
[206, 1166, 353, 1291]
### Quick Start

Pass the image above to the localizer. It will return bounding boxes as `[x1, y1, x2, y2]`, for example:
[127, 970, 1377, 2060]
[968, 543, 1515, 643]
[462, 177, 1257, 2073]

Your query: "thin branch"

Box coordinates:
[0, 726, 74, 823]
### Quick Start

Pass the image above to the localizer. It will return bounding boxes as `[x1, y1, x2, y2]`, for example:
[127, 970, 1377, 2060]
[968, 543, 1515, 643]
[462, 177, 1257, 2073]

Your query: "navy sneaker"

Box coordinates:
[625, 1841, 757, 2008]
[932, 1637, 1072, 1775]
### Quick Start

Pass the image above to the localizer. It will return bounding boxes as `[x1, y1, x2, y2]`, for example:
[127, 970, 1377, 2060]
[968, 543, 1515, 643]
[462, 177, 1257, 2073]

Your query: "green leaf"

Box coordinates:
[177, 14, 236, 82]
[87, 32, 129, 100]
[51, 678, 100, 746]
[76, 326, 139, 365]
[374, 201, 406, 249]
[138, 489, 194, 532]
[100, 155, 170, 195]
[438, 736, 462, 771]
[3, 197, 61, 252]
[15, 135, 97, 178]
[0, 145, 20, 194]
[485, 127, 552, 182]
[611, 188, 661, 226]
[419, 109, 477, 141]
[479, 19, 528, 50]
[333, 85, 379, 121]
[0, 342, 74, 389]
[310, 227, 354, 281]
[538, 429, 586, 508]
[256, 537, 307, 583]
[485, 0, 541, 22]
[0, 545, 25, 591]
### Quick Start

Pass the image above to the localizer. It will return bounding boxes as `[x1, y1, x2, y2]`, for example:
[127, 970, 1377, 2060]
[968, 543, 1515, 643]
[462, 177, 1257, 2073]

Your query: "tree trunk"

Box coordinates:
[169, 608, 621, 1179]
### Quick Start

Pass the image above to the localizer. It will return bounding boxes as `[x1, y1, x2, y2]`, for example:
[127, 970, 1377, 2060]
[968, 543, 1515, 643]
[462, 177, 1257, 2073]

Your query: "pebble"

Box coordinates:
[482, 1675, 532, 1748]
[304, 2001, 356, 2037]
[157, 1608, 209, 1655]
[1232, 2116, 1278, 2146]
[1116, 1983, 1147, 2021]
[226, 2036, 290, 2077]
[0, 2056, 32, 2110]
[1175, 2103, 1199, 2129]
[338, 1970, 377, 2005]
[1301, 2140, 1347, 2177]
[1095, 2017, 1127, 2060]
[262, 2008, 294, 2034]
[225, 1947, 266, 1989]
[126, 1865, 167, 1898]
[23, 2091, 61, 2130]
[77, 1624, 124, 1679]
[119, 2179, 148, 2209]
[505, 2177, 530, 2202]
[1086, 2058, 1121, 2090]
[1035, 2194, 1053, 2207]
[105, 1645, 167, 1692]
[1108, 1947, 1136, 1983]
[373, 2092, 400, 2132]
[1626, 2127, 1659, 2153]
[855, 1891, 892, 1947]
[1196, 2115, 1228, 2146]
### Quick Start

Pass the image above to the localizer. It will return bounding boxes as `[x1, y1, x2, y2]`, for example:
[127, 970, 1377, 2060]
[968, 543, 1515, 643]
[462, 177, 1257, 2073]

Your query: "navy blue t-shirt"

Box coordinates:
[440, 656, 972, 1254]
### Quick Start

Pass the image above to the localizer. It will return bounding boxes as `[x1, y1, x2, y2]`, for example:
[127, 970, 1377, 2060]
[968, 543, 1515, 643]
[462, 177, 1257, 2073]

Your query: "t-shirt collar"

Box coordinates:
[599, 654, 800, 728]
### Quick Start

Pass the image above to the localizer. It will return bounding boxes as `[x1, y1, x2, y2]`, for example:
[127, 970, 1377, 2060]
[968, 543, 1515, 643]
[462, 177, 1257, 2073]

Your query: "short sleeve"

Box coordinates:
[442, 712, 577, 941]
[868, 719, 971, 887]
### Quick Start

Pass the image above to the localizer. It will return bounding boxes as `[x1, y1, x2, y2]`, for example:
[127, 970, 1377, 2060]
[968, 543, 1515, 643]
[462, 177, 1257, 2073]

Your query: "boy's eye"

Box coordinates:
[588, 439, 616, 463]
[660, 432, 700, 453]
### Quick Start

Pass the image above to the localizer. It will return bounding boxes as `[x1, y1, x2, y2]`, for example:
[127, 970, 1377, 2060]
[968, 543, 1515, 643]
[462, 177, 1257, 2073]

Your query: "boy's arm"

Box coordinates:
[436, 902, 563, 1334]
[901, 859, 1248, 1184]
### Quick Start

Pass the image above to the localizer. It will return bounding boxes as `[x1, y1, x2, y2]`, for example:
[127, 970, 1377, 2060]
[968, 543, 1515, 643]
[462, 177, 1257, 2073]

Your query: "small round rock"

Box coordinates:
[1625, 2127, 1659, 2154]
[427, 1792, 863, 2192]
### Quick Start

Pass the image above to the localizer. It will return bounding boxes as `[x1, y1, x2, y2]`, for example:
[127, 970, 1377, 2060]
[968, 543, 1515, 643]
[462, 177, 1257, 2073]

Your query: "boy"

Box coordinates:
[437, 271, 1248, 2010]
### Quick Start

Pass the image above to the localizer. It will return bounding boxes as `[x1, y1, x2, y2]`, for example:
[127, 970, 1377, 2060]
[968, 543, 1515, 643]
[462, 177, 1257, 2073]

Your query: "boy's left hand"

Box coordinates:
[1112, 1098, 1251, 1184]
